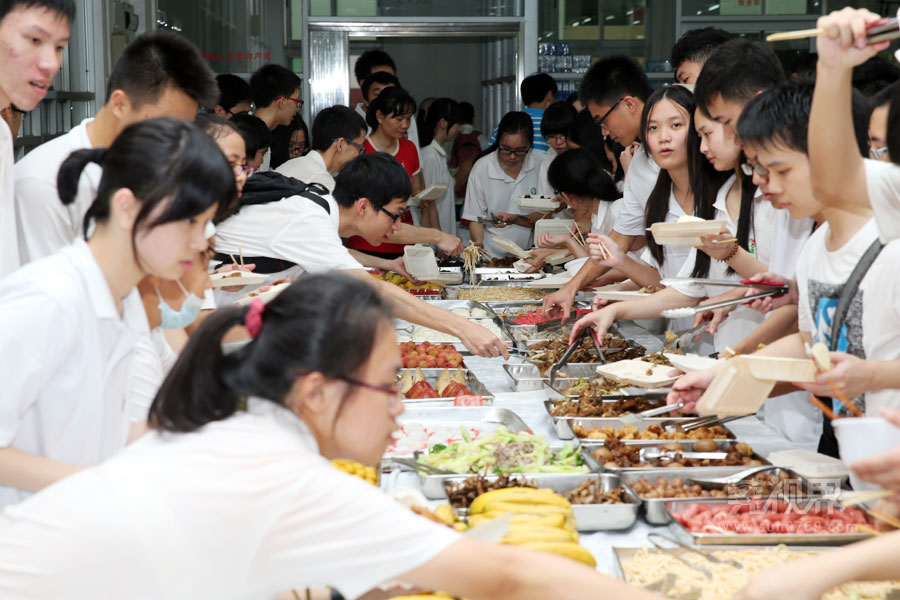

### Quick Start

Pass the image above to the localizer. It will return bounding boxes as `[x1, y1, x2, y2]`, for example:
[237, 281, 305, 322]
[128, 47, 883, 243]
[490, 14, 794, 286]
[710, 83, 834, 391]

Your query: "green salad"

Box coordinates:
[419, 426, 588, 474]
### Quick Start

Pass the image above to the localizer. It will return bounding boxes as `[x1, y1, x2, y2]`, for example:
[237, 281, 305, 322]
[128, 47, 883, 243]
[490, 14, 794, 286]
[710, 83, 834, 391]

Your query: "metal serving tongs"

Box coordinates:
[660, 414, 744, 434]
[658, 279, 789, 320]
[683, 465, 779, 488]
[647, 532, 743, 575]
[548, 326, 603, 385]
[390, 457, 457, 475]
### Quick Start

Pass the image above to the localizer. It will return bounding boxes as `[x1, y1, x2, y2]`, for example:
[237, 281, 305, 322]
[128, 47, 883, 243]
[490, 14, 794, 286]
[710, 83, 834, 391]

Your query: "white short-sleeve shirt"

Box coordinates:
[611, 146, 661, 237]
[0, 119, 17, 277]
[275, 150, 336, 192]
[860, 239, 900, 413]
[461, 150, 541, 258]
[14, 118, 101, 264]
[0, 399, 459, 600]
[863, 158, 900, 243]
[212, 193, 363, 303]
[0, 239, 148, 509]
[419, 139, 458, 236]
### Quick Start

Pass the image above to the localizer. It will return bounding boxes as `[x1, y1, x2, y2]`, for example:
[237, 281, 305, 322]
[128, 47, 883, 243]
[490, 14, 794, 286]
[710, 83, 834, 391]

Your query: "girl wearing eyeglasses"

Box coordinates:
[0, 273, 664, 600]
[462, 111, 542, 258]
[347, 86, 424, 258]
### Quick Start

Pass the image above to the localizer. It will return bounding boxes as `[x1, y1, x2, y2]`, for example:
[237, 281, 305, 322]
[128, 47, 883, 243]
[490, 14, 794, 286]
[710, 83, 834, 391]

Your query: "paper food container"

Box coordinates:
[594, 359, 681, 388]
[833, 417, 900, 491]
[236, 281, 291, 306]
[402, 245, 460, 283]
[209, 271, 269, 288]
[534, 218, 574, 240]
[408, 182, 449, 207]
[743, 356, 817, 383]
[667, 353, 721, 373]
[593, 284, 650, 302]
[695, 356, 775, 416]
[490, 234, 531, 259]
[648, 219, 727, 246]
[518, 194, 560, 211]
[546, 250, 573, 265]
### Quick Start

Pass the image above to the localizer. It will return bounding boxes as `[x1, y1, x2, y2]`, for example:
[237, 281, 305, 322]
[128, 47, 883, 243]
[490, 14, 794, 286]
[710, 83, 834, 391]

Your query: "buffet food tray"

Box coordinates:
[543, 399, 716, 441]
[386, 407, 530, 459]
[416, 299, 503, 321]
[619, 467, 816, 525]
[666, 498, 873, 546]
[446, 472, 640, 531]
[412, 441, 583, 498]
[580, 440, 770, 474]
[503, 362, 599, 392]
[474, 272, 547, 284]
[401, 368, 493, 405]
[446, 285, 547, 302]
[395, 318, 515, 346]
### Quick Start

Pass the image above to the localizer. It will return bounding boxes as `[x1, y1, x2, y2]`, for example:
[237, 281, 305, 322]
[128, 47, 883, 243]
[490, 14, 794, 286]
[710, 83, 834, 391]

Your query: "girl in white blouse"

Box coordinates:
[0, 117, 233, 510]
[419, 97, 463, 236]
[0, 274, 662, 600]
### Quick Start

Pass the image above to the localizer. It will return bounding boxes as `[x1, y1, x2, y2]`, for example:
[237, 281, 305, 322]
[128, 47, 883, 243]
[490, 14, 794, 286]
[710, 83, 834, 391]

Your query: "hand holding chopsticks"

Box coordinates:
[586, 232, 618, 266]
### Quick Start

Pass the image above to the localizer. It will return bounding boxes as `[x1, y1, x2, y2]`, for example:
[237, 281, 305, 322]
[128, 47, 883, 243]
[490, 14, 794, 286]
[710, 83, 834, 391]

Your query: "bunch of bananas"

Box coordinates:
[368, 270, 443, 290]
[331, 459, 378, 485]
[467, 487, 596, 568]
[392, 594, 458, 600]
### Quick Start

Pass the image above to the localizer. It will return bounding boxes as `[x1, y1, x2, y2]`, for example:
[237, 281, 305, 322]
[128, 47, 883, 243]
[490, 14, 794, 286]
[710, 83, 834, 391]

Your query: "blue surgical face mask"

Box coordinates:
[155, 280, 204, 329]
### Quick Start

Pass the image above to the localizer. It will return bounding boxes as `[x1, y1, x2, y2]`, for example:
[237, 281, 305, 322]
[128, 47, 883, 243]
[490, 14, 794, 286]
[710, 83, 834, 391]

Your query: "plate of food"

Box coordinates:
[595, 358, 681, 388]
[210, 270, 268, 288]
[648, 215, 728, 247]
[235, 279, 291, 306]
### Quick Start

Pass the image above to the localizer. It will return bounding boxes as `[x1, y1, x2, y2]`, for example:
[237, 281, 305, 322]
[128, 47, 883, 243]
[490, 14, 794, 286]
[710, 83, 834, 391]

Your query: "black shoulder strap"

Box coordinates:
[829, 238, 884, 351]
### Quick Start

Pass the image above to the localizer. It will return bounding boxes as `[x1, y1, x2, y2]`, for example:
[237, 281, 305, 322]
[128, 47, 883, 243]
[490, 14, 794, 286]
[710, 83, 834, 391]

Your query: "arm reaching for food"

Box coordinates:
[587, 233, 662, 289]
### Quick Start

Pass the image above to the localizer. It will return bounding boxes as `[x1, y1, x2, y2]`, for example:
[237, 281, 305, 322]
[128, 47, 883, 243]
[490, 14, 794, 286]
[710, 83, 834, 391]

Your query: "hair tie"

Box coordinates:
[88, 148, 107, 165]
[245, 298, 265, 338]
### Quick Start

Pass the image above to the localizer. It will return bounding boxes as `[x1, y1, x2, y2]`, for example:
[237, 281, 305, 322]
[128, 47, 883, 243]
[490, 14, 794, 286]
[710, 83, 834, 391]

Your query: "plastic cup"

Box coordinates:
[833, 416, 900, 491]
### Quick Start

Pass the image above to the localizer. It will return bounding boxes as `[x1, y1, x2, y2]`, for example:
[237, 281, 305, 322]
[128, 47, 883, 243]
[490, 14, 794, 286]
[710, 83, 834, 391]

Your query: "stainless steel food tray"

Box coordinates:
[666, 498, 873, 545]
[400, 368, 493, 405]
[395, 318, 515, 346]
[412, 441, 585, 498]
[446, 285, 548, 301]
[475, 272, 547, 283]
[543, 399, 709, 440]
[415, 299, 503, 321]
[502, 362, 600, 392]
[580, 440, 770, 474]
[446, 472, 640, 531]
[385, 407, 531, 460]
[620, 467, 817, 525]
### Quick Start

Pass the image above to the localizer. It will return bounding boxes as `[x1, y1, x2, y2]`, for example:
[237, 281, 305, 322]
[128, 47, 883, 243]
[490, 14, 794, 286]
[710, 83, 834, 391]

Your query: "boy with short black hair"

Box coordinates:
[488, 72, 557, 153]
[248, 64, 301, 172]
[670, 26, 731, 85]
[356, 71, 400, 130]
[14, 29, 216, 264]
[230, 112, 272, 171]
[0, 0, 74, 275]
[213, 74, 252, 119]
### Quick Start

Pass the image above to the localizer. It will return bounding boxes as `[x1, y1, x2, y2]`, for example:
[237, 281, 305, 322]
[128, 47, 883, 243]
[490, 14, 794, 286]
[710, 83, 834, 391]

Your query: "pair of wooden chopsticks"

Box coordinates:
[766, 17, 900, 43]
[865, 507, 900, 531]
[711, 237, 738, 244]
[567, 222, 586, 246]
[228, 248, 245, 267]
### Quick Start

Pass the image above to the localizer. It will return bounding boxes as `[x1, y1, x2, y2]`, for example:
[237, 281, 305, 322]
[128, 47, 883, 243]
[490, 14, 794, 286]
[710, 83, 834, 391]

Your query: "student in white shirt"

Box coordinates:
[0, 117, 232, 510]
[419, 97, 463, 236]
[462, 111, 542, 258]
[536, 101, 577, 197]
[248, 64, 301, 172]
[808, 7, 900, 244]
[525, 148, 619, 270]
[542, 56, 659, 320]
[0, 274, 658, 600]
[14, 31, 217, 265]
[216, 152, 508, 358]
[0, 0, 73, 276]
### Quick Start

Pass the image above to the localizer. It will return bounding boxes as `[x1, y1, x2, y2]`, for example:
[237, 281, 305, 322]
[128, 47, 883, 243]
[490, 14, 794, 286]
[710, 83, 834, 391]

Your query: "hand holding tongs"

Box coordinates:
[647, 533, 743, 577]
[658, 279, 789, 319]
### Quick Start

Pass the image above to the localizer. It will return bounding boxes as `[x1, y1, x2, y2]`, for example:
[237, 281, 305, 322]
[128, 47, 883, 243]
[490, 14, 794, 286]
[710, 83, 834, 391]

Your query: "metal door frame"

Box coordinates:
[303, 17, 529, 127]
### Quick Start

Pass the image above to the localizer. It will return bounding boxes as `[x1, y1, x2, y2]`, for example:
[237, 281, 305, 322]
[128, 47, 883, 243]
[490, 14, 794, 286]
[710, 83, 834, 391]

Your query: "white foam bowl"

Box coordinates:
[833, 416, 900, 491]
[564, 257, 588, 275]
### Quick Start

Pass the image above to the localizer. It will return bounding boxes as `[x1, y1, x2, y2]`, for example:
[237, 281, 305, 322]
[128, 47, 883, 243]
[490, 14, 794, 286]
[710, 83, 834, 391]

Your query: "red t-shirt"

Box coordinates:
[346, 138, 419, 255]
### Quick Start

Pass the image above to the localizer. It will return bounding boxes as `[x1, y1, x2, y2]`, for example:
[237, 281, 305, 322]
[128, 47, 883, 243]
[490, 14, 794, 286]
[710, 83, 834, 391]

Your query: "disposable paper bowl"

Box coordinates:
[833, 417, 900, 491]
[565, 257, 588, 275]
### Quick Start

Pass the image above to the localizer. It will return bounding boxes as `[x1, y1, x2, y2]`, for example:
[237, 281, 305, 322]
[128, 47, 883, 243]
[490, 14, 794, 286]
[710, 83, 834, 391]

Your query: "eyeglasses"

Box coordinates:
[380, 207, 405, 222]
[340, 137, 366, 155]
[498, 145, 529, 157]
[277, 96, 304, 107]
[289, 142, 308, 154]
[871, 146, 889, 160]
[740, 160, 768, 178]
[229, 162, 255, 178]
[338, 376, 401, 403]
[595, 97, 624, 129]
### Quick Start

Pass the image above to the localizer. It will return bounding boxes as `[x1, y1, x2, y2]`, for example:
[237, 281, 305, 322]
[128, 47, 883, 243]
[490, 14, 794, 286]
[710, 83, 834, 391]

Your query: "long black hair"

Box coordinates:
[546, 148, 617, 202]
[689, 168, 755, 278]
[58, 116, 236, 251]
[476, 110, 533, 164]
[642, 85, 729, 267]
[270, 113, 310, 169]
[419, 97, 463, 147]
[149, 273, 392, 433]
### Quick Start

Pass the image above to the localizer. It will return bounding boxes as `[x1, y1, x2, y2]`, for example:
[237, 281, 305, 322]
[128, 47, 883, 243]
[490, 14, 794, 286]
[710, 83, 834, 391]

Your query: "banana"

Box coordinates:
[469, 511, 572, 532]
[480, 501, 573, 517]
[468, 487, 571, 514]
[501, 528, 578, 544]
[433, 504, 457, 526]
[518, 541, 597, 567]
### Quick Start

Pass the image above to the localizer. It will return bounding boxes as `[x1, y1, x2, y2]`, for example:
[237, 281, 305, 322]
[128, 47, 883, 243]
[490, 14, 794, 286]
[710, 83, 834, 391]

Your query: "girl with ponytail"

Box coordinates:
[0, 116, 235, 510]
[419, 97, 463, 236]
[0, 273, 662, 600]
